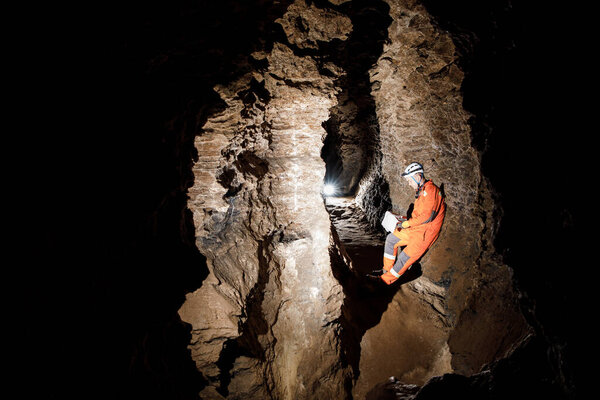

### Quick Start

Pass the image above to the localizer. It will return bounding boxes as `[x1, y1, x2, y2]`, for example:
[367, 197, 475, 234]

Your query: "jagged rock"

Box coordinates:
[365, 378, 420, 400]
[179, 1, 353, 398]
[352, 0, 530, 395]
[276, 0, 352, 50]
[181, 0, 532, 399]
[32, 1, 579, 399]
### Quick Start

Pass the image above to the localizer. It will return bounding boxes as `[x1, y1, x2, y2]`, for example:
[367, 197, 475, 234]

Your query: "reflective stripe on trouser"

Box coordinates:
[383, 229, 409, 270]
[381, 250, 413, 285]
[382, 229, 411, 284]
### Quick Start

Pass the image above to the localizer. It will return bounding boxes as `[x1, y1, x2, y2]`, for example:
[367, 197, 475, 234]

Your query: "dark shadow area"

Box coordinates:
[321, 121, 345, 189]
[23, 1, 294, 399]
[421, 0, 588, 398]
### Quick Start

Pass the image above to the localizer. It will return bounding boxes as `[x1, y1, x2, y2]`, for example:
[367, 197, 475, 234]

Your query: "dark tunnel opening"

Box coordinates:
[319, 0, 392, 198]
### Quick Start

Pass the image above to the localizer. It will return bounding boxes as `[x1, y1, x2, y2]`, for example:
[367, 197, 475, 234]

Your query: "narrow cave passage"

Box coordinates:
[317, 0, 534, 393]
[325, 191, 425, 379]
[315, 0, 431, 387]
[317, 0, 392, 283]
[315, 1, 426, 383]
[322, 157, 430, 395]
[175, 0, 533, 396]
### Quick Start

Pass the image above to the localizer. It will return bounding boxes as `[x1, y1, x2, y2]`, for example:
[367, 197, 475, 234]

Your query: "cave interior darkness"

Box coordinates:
[22, 0, 590, 399]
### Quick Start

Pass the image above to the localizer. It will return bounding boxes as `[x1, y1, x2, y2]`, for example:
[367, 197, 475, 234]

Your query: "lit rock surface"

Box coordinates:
[354, 278, 452, 400]
[276, 0, 352, 50]
[179, 0, 532, 399]
[179, 1, 352, 398]
[352, 1, 530, 396]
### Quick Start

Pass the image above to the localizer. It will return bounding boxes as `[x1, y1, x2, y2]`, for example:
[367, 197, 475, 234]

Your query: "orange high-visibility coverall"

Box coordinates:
[381, 180, 445, 285]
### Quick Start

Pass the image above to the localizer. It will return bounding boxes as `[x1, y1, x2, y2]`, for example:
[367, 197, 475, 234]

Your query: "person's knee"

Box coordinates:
[385, 233, 398, 247]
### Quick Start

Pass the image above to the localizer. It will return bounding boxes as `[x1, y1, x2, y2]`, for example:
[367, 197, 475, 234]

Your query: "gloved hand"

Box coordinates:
[401, 220, 411, 229]
[393, 214, 407, 222]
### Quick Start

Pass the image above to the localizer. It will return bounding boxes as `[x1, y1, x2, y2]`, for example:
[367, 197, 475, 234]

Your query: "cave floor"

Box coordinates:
[325, 195, 397, 332]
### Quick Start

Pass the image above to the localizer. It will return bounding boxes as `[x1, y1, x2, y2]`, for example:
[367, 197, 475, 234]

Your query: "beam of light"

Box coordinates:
[323, 183, 336, 197]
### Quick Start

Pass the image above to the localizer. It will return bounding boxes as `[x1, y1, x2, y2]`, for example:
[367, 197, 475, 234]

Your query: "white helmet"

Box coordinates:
[401, 162, 424, 177]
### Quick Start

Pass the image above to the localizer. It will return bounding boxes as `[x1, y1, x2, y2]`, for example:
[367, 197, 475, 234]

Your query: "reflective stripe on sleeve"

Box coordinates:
[423, 210, 437, 224]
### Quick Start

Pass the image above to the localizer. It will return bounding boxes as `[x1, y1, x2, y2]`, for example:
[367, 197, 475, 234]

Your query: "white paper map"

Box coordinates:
[381, 211, 399, 232]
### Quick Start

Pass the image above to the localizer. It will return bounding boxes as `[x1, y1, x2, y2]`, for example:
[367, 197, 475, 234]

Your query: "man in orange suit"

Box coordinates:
[375, 162, 446, 285]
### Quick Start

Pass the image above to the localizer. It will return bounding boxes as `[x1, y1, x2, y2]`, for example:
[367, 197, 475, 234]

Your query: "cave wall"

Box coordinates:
[180, 0, 532, 397]
[353, 0, 530, 384]
[178, 2, 353, 398]
[26, 0, 584, 399]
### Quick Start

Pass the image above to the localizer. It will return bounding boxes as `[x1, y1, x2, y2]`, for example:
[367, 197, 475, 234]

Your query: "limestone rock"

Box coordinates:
[179, 1, 532, 398]
[178, 1, 353, 398]
[352, 0, 531, 395]
[354, 278, 452, 400]
[276, 0, 353, 50]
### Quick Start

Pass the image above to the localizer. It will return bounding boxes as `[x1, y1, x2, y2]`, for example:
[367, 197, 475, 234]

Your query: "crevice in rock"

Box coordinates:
[330, 225, 423, 379]
[314, 1, 399, 390]
[320, 0, 392, 197]
[216, 339, 252, 397]
[211, 232, 282, 398]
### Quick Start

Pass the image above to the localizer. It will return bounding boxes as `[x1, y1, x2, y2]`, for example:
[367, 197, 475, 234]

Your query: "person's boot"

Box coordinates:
[365, 269, 384, 278]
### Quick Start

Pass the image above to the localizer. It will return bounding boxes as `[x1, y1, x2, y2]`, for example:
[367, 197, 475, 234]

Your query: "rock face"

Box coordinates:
[29, 1, 581, 399]
[351, 2, 530, 397]
[179, 2, 353, 398]
[179, 0, 532, 399]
